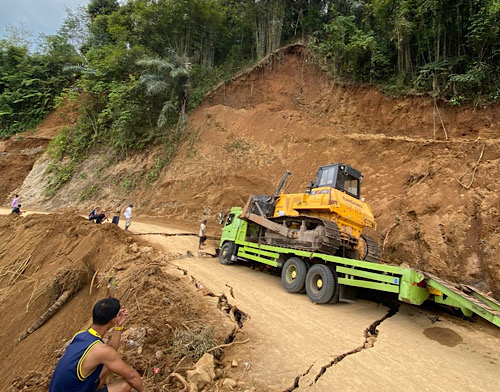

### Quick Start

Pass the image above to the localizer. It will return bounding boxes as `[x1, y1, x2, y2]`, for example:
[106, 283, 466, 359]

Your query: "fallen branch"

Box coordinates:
[205, 338, 250, 353]
[9, 254, 32, 286]
[19, 290, 73, 341]
[25, 281, 39, 313]
[89, 270, 98, 295]
[457, 143, 485, 189]
[434, 100, 448, 140]
[382, 216, 401, 252]
[173, 355, 188, 372]
[166, 372, 189, 391]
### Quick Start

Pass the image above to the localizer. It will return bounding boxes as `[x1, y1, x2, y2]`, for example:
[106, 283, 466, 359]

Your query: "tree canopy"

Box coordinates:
[1, 0, 499, 149]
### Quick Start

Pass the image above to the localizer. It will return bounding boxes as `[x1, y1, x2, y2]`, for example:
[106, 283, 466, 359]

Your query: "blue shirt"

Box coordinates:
[49, 328, 104, 392]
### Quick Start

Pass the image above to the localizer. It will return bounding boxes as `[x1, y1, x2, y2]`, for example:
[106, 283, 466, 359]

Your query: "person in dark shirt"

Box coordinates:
[95, 210, 109, 224]
[11, 204, 22, 215]
[49, 297, 146, 392]
[112, 203, 121, 225]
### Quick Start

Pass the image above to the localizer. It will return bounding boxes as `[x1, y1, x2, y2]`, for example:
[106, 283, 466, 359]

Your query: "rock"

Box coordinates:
[122, 327, 147, 345]
[222, 378, 237, 389]
[141, 246, 153, 253]
[186, 353, 216, 391]
[128, 243, 139, 253]
[231, 359, 239, 368]
[364, 336, 377, 349]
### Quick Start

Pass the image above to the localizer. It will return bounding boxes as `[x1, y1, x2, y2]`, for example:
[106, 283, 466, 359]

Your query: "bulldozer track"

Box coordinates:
[262, 216, 381, 263]
[361, 235, 382, 263]
[264, 216, 343, 256]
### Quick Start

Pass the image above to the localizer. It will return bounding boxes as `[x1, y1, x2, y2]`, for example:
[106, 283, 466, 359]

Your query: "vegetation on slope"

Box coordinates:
[1, 0, 499, 191]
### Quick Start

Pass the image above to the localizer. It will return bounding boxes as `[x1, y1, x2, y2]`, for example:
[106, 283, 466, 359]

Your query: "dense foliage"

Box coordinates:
[0, 36, 80, 137]
[1, 0, 499, 190]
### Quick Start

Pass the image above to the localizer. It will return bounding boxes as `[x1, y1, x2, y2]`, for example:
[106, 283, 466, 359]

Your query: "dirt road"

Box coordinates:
[2, 209, 498, 391]
[128, 219, 499, 392]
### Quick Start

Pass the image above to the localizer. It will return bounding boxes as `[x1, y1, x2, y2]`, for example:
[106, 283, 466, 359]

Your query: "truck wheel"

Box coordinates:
[281, 257, 307, 293]
[219, 242, 235, 265]
[327, 266, 340, 304]
[306, 264, 337, 304]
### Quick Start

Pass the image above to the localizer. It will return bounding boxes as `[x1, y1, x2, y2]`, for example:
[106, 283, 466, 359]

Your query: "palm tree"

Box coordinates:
[136, 49, 191, 129]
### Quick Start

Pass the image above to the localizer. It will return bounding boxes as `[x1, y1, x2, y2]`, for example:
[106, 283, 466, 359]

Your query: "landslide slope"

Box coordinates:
[149, 44, 500, 298]
[8, 44, 500, 299]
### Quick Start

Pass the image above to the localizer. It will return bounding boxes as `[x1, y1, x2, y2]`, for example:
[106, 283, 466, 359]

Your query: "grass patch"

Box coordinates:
[225, 138, 251, 153]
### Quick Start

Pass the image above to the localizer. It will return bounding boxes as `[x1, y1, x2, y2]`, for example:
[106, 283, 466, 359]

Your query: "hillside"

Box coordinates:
[6, 44, 500, 300]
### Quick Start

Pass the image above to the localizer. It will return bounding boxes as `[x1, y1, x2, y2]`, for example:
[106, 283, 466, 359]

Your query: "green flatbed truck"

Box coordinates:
[218, 207, 500, 328]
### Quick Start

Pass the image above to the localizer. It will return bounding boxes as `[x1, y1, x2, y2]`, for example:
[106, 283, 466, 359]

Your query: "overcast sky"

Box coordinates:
[0, 0, 90, 40]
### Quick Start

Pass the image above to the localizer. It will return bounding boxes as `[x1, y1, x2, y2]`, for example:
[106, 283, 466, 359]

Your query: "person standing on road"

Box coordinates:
[124, 204, 133, 230]
[199, 219, 207, 249]
[11, 194, 19, 212]
[48, 297, 146, 392]
[112, 203, 121, 225]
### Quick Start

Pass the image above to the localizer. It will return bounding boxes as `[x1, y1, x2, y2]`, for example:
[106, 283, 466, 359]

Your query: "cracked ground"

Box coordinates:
[134, 218, 500, 392]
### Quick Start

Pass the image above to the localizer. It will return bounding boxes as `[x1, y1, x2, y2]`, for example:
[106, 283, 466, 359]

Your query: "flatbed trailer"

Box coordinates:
[219, 207, 500, 328]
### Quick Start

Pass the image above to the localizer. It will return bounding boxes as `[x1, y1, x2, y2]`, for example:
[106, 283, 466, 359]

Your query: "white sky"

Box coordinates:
[0, 0, 90, 40]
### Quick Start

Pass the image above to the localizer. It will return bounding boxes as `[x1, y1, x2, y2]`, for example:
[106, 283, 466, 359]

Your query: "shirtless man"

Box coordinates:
[49, 297, 146, 392]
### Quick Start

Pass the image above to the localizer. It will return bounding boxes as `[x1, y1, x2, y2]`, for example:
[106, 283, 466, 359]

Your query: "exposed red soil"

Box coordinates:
[147, 45, 500, 298]
[1, 99, 78, 203]
[0, 214, 244, 392]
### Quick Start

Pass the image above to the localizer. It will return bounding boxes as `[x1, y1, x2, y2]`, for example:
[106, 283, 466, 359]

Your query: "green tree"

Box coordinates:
[137, 50, 192, 128]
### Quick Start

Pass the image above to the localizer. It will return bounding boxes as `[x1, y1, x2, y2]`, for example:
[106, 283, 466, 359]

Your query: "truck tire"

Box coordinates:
[327, 266, 340, 304]
[305, 264, 338, 304]
[281, 257, 307, 293]
[219, 242, 235, 265]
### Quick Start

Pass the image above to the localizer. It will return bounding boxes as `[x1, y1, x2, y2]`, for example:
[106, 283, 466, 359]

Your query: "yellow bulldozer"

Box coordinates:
[240, 163, 381, 262]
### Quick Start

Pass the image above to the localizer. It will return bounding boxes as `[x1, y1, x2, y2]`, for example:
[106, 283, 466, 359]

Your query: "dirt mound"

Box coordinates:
[0, 214, 244, 391]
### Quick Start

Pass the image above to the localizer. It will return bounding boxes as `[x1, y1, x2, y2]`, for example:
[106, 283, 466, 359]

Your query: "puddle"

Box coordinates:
[423, 327, 463, 347]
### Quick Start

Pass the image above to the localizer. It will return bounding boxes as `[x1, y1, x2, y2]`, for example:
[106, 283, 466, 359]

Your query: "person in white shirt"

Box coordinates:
[198, 219, 207, 249]
[124, 204, 133, 230]
[11, 194, 19, 212]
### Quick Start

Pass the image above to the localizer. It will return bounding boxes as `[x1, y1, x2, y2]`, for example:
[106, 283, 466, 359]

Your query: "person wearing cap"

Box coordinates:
[124, 204, 133, 230]
[49, 297, 146, 392]
[95, 209, 109, 224]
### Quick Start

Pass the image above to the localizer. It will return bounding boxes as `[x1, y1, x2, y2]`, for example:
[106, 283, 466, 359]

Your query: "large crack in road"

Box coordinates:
[283, 301, 400, 391]
[172, 263, 250, 344]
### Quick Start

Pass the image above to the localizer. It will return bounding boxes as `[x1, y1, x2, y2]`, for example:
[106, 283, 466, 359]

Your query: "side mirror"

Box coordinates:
[217, 213, 224, 225]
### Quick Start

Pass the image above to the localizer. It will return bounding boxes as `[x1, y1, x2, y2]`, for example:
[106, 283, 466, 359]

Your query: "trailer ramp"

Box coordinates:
[424, 272, 500, 328]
